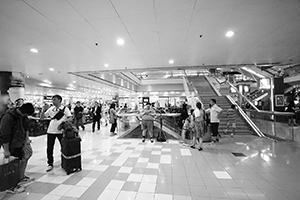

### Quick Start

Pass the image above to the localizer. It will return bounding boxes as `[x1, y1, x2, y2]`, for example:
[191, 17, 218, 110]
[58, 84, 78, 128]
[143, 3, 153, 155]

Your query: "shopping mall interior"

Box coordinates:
[1, 0, 300, 199]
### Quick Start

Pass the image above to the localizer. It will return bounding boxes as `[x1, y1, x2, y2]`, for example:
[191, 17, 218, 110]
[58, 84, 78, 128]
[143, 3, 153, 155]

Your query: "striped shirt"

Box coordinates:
[227, 108, 237, 123]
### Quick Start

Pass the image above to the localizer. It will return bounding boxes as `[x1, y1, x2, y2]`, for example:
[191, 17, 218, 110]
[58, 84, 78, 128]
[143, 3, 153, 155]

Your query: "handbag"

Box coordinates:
[0, 158, 21, 191]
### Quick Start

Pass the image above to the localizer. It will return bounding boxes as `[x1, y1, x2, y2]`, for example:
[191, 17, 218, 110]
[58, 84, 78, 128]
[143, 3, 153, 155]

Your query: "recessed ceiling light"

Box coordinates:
[104, 64, 109, 67]
[169, 60, 174, 64]
[49, 68, 54, 71]
[117, 38, 124, 45]
[73, 81, 76, 83]
[30, 48, 38, 53]
[226, 31, 234, 37]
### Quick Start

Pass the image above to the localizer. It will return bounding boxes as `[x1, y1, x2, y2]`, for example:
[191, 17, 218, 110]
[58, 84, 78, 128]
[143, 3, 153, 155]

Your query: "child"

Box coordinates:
[224, 104, 237, 137]
[180, 109, 194, 146]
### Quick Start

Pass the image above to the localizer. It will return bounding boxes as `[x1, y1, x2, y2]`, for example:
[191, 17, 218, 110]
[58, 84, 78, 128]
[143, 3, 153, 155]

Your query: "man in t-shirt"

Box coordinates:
[41, 94, 72, 172]
[210, 99, 222, 142]
[74, 101, 85, 131]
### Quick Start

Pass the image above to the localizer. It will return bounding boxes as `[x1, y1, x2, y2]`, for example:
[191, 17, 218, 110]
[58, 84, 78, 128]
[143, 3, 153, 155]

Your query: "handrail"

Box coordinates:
[226, 95, 265, 138]
[204, 75, 222, 96]
[245, 109, 295, 117]
[226, 80, 260, 112]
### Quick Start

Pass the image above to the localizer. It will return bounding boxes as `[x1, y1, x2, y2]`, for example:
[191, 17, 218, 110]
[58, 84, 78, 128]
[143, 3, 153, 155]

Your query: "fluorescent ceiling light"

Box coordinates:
[30, 48, 38, 53]
[39, 83, 52, 87]
[169, 60, 174, 64]
[117, 38, 124, 45]
[226, 31, 234, 37]
[43, 80, 52, 84]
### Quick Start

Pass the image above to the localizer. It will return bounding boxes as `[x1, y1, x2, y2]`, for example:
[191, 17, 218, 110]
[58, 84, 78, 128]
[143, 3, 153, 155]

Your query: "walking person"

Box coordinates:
[191, 102, 205, 151]
[0, 103, 35, 193]
[210, 99, 222, 143]
[41, 95, 72, 172]
[109, 103, 118, 136]
[224, 104, 237, 137]
[74, 101, 85, 131]
[91, 101, 102, 132]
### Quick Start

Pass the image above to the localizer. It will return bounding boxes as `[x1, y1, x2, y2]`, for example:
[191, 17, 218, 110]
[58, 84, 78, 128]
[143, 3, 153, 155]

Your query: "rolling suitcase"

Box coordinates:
[61, 137, 82, 175]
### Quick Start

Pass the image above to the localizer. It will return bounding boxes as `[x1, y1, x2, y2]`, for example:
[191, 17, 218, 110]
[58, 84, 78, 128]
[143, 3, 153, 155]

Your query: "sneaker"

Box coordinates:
[19, 176, 35, 186]
[198, 147, 203, 151]
[6, 185, 25, 194]
[231, 133, 234, 137]
[190, 145, 196, 149]
[142, 138, 145, 143]
[46, 165, 53, 172]
[150, 139, 154, 143]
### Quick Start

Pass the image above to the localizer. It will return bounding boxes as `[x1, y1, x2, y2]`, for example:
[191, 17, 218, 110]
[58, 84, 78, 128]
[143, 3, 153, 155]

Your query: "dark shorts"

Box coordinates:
[11, 147, 23, 160]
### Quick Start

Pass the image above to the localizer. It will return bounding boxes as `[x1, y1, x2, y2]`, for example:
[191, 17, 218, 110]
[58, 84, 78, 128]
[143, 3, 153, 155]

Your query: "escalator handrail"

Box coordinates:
[226, 95, 265, 138]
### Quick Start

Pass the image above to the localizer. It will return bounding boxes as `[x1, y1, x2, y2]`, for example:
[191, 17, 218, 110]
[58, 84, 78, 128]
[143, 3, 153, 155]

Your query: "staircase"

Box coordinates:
[187, 76, 254, 135]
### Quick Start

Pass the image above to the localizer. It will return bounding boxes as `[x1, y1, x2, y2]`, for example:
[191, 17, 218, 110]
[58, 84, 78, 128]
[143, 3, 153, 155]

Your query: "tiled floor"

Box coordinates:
[1, 124, 300, 200]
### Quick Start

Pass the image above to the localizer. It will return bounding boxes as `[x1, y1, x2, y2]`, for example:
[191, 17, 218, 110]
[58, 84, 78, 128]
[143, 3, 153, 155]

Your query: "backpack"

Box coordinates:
[156, 130, 166, 142]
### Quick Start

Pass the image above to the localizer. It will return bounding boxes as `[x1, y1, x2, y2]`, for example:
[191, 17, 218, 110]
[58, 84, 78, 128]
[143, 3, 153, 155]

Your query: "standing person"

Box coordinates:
[191, 102, 205, 151]
[286, 100, 297, 126]
[224, 104, 237, 137]
[210, 99, 222, 143]
[180, 108, 194, 146]
[74, 101, 85, 131]
[109, 103, 118, 136]
[0, 103, 35, 193]
[179, 104, 190, 145]
[140, 102, 156, 143]
[91, 101, 101, 132]
[179, 103, 189, 130]
[41, 95, 72, 172]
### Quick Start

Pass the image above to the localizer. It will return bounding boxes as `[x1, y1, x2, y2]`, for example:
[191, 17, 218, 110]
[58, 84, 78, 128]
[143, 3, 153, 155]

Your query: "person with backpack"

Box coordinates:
[0, 103, 35, 194]
[40, 95, 72, 172]
[190, 102, 205, 151]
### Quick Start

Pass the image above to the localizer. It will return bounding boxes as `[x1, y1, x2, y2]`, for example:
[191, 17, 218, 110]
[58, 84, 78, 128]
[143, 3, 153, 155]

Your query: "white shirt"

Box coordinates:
[44, 105, 72, 134]
[194, 108, 204, 121]
[210, 104, 222, 123]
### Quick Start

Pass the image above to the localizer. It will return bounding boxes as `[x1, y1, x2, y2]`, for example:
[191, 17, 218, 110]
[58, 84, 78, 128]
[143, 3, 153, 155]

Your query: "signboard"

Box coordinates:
[275, 94, 284, 107]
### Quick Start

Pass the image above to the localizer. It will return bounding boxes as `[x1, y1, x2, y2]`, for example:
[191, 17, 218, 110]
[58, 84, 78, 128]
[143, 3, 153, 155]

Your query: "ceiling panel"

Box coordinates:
[111, 0, 154, 16]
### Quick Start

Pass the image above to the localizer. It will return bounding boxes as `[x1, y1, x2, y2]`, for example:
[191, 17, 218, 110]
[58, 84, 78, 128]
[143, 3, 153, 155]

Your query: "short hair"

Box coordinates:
[211, 99, 216, 104]
[146, 102, 151, 105]
[231, 104, 236, 109]
[196, 102, 202, 109]
[76, 101, 81, 104]
[52, 95, 62, 102]
[190, 109, 194, 114]
[19, 103, 35, 115]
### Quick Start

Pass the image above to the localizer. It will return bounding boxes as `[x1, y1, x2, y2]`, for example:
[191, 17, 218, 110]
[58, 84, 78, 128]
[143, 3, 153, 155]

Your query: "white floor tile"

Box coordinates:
[119, 167, 133, 173]
[151, 151, 161, 155]
[142, 175, 158, 183]
[154, 194, 173, 200]
[139, 183, 156, 193]
[213, 171, 232, 179]
[160, 155, 171, 164]
[116, 191, 137, 200]
[97, 189, 120, 200]
[162, 149, 171, 152]
[41, 194, 62, 200]
[135, 192, 155, 200]
[106, 180, 125, 190]
[137, 158, 149, 163]
[64, 185, 88, 198]
[76, 177, 96, 186]
[127, 174, 143, 182]
[129, 153, 140, 158]
[147, 163, 159, 169]
[180, 149, 191, 156]
[48, 175, 70, 184]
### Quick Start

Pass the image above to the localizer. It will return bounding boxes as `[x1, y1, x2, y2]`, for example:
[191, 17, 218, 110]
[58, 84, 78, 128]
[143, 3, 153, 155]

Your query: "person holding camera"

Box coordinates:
[41, 95, 72, 172]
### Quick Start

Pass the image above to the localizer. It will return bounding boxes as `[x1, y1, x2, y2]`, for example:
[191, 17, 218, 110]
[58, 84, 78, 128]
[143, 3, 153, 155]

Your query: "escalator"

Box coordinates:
[187, 76, 254, 135]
